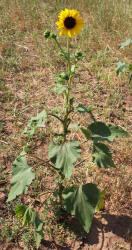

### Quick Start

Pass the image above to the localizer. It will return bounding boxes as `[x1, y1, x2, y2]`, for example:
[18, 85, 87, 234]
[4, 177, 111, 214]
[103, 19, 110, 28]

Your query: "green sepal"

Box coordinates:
[23, 110, 47, 137]
[92, 142, 115, 168]
[63, 183, 99, 233]
[44, 30, 51, 38]
[44, 30, 57, 39]
[49, 141, 81, 179]
[50, 32, 57, 39]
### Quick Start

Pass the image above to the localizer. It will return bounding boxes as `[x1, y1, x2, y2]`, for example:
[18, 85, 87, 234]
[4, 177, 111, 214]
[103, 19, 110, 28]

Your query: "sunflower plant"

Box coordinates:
[7, 9, 128, 248]
[116, 38, 132, 84]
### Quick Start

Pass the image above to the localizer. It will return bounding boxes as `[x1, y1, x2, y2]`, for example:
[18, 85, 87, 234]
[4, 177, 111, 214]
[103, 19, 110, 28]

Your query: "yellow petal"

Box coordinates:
[56, 9, 84, 37]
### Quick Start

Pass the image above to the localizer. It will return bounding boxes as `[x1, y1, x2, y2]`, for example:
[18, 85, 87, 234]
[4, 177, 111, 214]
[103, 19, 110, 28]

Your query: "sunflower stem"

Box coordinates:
[62, 38, 73, 141]
[54, 37, 67, 59]
[67, 38, 71, 74]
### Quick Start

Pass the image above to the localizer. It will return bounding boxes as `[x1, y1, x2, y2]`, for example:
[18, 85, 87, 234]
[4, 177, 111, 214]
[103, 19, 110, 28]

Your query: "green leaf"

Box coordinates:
[55, 72, 69, 82]
[80, 127, 92, 139]
[88, 122, 111, 141]
[116, 61, 128, 75]
[15, 205, 43, 249]
[23, 110, 47, 137]
[63, 183, 99, 233]
[76, 104, 93, 113]
[52, 84, 67, 94]
[32, 211, 43, 249]
[15, 205, 32, 226]
[51, 108, 61, 115]
[53, 73, 68, 94]
[71, 64, 77, 74]
[120, 39, 132, 49]
[74, 51, 83, 60]
[106, 124, 128, 141]
[23, 146, 29, 153]
[7, 154, 35, 202]
[69, 123, 80, 131]
[61, 72, 69, 80]
[88, 122, 128, 142]
[128, 64, 132, 71]
[69, 97, 74, 106]
[49, 141, 81, 179]
[93, 143, 115, 168]
[55, 74, 64, 84]
[15, 205, 27, 220]
[23, 207, 33, 226]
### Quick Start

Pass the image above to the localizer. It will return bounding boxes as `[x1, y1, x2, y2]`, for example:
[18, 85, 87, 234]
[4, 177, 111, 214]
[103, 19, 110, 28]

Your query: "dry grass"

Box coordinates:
[0, 0, 132, 249]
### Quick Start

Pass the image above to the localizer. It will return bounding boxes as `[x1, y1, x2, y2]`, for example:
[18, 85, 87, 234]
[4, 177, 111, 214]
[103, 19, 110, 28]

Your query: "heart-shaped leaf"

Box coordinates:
[93, 142, 115, 168]
[7, 154, 35, 202]
[63, 183, 99, 232]
[88, 122, 128, 142]
[32, 210, 43, 249]
[23, 110, 47, 137]
[49, 141, 81, 179]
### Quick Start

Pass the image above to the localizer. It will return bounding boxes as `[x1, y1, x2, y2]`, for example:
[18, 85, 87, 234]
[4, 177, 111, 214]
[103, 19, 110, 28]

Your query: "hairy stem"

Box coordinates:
[30, 155, 56, 171]
[58, 183, 64, 207]
[128, 73, 132, 85]
[63, 38, 72, 141]
[48, 113, 64, 123]
[54, 37, 67, 59]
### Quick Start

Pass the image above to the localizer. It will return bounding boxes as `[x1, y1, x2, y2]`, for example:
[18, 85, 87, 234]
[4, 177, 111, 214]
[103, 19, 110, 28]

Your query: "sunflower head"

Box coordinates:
[56, 9, 84, 38]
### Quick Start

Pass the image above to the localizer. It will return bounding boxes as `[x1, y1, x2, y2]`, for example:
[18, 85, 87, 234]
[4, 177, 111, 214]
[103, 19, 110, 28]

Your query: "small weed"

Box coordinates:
[1, 222, 19, 242]
[21, 231, 34, 250]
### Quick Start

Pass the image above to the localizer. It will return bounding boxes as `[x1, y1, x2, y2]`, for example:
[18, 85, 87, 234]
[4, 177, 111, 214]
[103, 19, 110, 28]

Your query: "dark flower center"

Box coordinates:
[64, 17, 76, 29]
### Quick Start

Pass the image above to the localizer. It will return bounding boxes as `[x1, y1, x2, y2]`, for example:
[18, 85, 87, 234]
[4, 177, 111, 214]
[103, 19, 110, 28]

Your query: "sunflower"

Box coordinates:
[56, 8, 84, 38]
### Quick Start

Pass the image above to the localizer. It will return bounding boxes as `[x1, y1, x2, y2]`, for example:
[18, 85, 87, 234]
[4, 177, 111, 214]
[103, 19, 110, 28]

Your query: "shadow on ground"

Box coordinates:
[40, 213, 132, 249]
